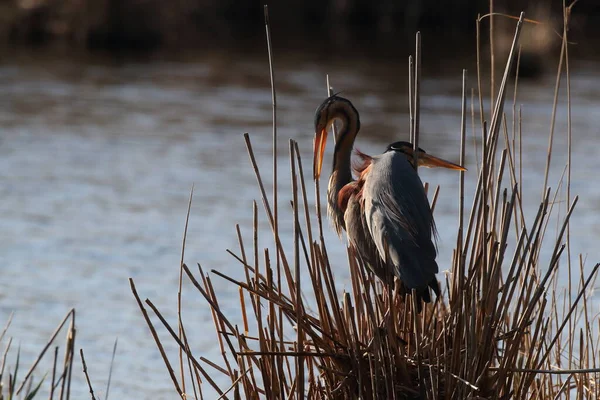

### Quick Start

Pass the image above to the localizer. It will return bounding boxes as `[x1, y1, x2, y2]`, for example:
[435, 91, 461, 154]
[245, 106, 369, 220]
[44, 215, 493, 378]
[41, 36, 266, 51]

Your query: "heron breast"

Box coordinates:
[338, 181, 361, 212]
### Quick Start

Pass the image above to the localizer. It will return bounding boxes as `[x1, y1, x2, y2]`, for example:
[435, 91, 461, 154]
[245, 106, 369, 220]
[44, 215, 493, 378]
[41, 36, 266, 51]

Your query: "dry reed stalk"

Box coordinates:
[130, 3, 599, 399]
[326, 75, 339, 147]
[104, 338, 117, 400]
[408, 55, 414, 142]
[490, 0, 496, 109]
[412, 32, 421, 170]
[177, 185, 194, 397]
[79, 349, 96, 400]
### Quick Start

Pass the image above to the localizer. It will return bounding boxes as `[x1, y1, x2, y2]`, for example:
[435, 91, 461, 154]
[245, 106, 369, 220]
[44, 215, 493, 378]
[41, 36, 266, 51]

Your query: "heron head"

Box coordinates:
[386, 141, 466, 171]
[313, 95, 360, 180]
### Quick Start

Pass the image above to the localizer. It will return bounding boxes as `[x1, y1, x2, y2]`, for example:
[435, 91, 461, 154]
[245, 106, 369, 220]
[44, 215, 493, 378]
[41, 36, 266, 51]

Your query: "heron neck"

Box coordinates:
[328, 118, 358, 233]
[331, 111, 359, 184]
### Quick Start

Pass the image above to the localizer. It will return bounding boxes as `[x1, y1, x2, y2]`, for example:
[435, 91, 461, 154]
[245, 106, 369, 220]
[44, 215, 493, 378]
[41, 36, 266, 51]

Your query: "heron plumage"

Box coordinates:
[313, 95, 463, 307]
[363, 150, 440, 299]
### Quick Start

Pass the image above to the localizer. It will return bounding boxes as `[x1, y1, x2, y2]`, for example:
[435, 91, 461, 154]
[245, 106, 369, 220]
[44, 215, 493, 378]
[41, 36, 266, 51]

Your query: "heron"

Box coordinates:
[312, 95, 465, 305]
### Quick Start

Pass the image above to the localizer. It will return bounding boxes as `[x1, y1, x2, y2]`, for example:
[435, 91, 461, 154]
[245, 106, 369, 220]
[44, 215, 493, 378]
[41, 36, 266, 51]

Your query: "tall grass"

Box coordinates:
[130, 4, 599, 399]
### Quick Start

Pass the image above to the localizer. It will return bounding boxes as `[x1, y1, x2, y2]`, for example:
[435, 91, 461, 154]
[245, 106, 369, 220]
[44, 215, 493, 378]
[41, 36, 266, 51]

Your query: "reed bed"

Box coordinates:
[130, 4, 599, 399]
[0, 310, 77, 399]
[1, 311, 116, 399]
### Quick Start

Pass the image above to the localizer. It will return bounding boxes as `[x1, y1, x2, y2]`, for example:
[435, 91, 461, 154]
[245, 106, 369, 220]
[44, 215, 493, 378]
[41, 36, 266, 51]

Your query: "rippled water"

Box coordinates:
[1, 49, 599, 398]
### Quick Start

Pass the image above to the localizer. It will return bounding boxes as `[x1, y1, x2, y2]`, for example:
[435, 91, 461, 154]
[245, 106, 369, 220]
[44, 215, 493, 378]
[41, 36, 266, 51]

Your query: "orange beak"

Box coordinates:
[418, 152, 466, 171]
[313, 127, 328, 180]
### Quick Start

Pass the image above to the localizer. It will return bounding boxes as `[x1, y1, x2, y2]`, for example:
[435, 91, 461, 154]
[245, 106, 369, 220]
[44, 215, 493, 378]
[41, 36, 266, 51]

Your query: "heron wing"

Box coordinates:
[344, 192, 390, 282]
[363, 151, 439, 293]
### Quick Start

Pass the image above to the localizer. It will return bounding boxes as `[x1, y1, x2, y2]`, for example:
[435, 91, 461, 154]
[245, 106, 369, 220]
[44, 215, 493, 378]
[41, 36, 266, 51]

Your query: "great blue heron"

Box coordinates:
[312, 95, 465, 305]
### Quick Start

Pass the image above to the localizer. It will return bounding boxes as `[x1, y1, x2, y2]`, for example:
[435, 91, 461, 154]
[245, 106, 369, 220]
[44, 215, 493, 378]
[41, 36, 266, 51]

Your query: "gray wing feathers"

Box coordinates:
[345, 195, 389, 282]
[363, 152, 438, 291]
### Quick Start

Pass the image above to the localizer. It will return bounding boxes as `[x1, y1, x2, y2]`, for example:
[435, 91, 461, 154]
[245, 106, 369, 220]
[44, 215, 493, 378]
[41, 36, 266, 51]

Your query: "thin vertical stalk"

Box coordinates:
[290, 140, 304, 399]
[457, 69, 467, 293]
[80, 349, 97, 400]
[541, 13, 567, 199]
[409, 55, 414, 143]
[326, 75, 338, 145]
[489, 0, 495, 110]
[105, 338, 118, 400]
[476, 15, 485, 130]
[264, 5, 280, 308]
[48, 346, 59, 400]
[412, 32, 421, 170]
[563, 0, 573, 292]
[563, 0, 575, 372]
[177, 185, 194, 395]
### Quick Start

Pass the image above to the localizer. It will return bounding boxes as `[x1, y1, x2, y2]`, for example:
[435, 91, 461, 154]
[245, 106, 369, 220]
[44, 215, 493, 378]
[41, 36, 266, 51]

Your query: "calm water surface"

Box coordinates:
[1, 50, 599, 398]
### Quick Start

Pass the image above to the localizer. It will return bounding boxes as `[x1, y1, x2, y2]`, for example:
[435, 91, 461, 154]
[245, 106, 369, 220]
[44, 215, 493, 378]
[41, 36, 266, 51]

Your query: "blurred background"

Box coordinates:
[1, 0, 599, 398]
[0, 0, 598, 53]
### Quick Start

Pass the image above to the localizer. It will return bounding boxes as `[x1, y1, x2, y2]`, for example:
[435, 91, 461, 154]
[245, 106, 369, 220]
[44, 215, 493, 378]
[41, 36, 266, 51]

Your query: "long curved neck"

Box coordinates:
[330, 101, 360, 181]
[326, 102, 360, 234]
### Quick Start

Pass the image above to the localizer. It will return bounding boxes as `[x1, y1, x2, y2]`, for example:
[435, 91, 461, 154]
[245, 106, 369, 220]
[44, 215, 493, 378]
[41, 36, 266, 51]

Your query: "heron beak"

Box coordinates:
[418, 152, 466, 171]
[313, 127, 328, 179]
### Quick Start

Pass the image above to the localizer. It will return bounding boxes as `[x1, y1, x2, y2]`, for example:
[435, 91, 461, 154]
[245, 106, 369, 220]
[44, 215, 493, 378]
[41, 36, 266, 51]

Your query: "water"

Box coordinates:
[1, 50, 599, 398]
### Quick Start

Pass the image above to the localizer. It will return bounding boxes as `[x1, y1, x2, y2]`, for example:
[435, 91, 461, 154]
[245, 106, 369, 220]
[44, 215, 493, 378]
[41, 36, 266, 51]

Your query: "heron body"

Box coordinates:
[313, 95, 465, 304]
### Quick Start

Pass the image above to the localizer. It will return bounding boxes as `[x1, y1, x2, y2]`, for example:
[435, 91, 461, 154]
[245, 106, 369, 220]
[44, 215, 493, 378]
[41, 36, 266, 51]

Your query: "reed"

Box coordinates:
[0, 310, 77, 400]
[131, 4, 599, 399]
[1, 311, 118, 399]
